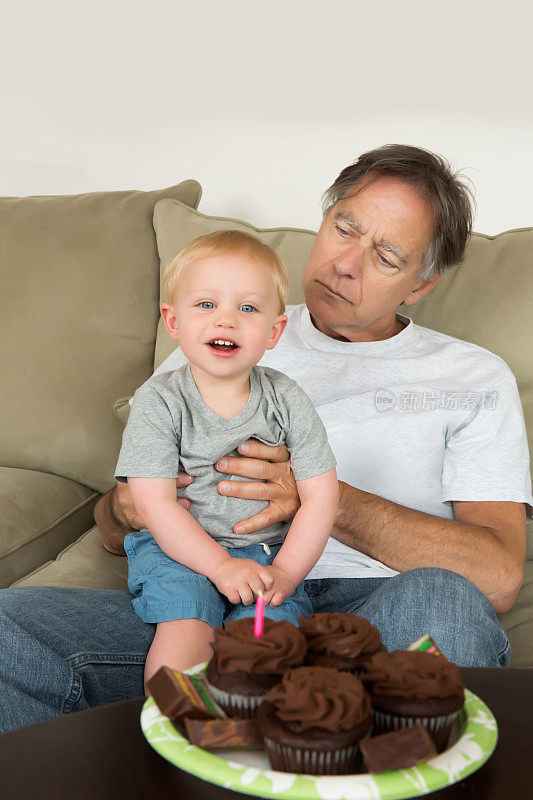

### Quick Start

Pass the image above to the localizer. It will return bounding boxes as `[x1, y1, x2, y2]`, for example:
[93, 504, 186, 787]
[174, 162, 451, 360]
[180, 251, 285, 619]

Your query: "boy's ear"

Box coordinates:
[266, 314, 288, 350]
[160, 303, 180, 341]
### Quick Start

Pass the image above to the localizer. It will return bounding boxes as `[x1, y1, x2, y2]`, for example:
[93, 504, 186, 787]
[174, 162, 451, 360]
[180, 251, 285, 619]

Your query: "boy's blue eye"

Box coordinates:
[240, 304, 255, 313]
[199, 301, 214, 309]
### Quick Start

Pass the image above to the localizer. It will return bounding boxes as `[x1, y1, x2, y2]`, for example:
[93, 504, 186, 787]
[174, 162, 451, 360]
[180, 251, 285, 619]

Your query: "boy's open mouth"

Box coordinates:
[207, 339, 240, 353]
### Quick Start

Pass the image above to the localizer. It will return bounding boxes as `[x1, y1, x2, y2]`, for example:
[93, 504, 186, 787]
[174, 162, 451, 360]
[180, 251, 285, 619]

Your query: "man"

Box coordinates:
[0, 144, 530, 735]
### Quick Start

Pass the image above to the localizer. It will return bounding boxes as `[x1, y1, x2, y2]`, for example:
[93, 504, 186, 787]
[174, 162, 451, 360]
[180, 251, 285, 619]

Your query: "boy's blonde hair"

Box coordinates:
[162, 229, 290, 315]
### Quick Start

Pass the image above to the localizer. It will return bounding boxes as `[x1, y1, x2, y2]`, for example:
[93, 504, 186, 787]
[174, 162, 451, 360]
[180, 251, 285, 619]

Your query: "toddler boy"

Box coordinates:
[115, 230, 338, 688]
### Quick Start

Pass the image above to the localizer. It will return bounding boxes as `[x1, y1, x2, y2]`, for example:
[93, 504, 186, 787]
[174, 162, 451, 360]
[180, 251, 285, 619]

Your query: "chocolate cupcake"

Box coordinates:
[205, 618, 306, 718]
[258, 666, 372, 775]
[360, 650, 465, 751]
[299, 612, 385, 674]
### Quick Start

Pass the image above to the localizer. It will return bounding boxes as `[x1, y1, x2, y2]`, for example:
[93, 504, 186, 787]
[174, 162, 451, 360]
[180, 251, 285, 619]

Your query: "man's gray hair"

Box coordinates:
[322, 144, 476, 281]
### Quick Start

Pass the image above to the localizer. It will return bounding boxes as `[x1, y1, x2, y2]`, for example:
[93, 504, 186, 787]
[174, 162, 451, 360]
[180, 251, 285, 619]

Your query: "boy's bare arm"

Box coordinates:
[94, 473, 193, 555]
[128, 477, 232, 578]
[126, 477, 273, 605]
[266, 468, 339, 604]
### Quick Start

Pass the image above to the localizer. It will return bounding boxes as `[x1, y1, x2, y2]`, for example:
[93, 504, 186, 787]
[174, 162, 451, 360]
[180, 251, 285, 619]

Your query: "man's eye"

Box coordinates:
[379, 254, 396, 268]
[199, 301, 214, 309]
[240, 304, 255, 313]
[335, 225, 350, 237]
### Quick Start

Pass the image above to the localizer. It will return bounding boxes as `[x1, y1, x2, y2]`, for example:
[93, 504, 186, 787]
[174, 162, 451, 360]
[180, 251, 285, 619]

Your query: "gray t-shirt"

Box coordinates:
[115, 363, 337, 548]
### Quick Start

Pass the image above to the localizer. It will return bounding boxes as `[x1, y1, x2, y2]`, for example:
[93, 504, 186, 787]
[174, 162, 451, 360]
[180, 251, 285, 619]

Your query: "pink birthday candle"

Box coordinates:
[254, 591, 265, 638]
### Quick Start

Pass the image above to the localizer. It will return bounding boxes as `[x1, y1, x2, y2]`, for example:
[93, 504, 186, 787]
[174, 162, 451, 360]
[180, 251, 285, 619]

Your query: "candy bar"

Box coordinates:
[147, 666, 226, 721]
[184, 717, 263, 749]
[360, 725, 437, 773]
[406, 634, 443, 657]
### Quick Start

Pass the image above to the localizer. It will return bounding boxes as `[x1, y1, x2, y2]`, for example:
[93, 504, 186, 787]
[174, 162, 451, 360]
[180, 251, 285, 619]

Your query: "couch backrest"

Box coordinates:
[0, 181, 201, 493]
[400, 228, 533, 515]
[3, 181, 531, 514]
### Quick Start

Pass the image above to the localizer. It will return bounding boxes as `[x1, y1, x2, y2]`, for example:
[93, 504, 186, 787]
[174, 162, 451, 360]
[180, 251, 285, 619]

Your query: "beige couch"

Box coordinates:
[2, 183, 532, 666]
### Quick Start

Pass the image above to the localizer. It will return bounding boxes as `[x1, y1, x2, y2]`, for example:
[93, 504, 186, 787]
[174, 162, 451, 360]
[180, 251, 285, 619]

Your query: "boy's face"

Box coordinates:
[160, 251, 287, 382]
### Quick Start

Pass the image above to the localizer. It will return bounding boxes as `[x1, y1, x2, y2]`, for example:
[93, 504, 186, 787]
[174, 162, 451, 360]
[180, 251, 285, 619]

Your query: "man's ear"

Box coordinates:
[402, 275, 440, 306]
[160, 303, 180, 341]
[266, 314, 288, 350]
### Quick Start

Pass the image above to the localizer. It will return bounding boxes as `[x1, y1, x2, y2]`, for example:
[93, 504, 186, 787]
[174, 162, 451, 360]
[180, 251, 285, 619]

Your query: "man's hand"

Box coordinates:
[211, 558, 274, 606]
[215, 439, 301, 535]
[262, 565, 297, 607]
[94, 472, 194, 555]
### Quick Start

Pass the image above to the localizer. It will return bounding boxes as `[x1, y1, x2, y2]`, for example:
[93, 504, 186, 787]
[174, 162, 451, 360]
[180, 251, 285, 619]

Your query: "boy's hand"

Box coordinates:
[211, 558, 274, 606]
[261, 566, 296, 607]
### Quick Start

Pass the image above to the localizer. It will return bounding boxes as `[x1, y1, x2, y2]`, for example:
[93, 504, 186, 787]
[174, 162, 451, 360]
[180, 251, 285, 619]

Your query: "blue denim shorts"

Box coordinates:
[124, 530, 312, 627]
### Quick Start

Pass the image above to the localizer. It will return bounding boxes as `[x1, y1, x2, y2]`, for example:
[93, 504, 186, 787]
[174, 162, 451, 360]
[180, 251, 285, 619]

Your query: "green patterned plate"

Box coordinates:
[140, 663, 498, 800]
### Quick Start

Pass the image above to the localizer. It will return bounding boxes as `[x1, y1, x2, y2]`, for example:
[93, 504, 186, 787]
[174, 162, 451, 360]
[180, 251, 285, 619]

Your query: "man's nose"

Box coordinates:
[334, 243, 364, 277]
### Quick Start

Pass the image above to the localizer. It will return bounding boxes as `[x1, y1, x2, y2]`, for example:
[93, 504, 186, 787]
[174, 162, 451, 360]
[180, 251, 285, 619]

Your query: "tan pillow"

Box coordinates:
[113, 396, 132, 426]
[152, 199, 314, 368]
[400, 227, 533, 504]
[1, 180, 202, 494]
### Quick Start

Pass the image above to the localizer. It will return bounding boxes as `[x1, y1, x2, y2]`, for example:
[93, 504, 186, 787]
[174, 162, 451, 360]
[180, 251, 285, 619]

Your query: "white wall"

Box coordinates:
[2, 0, 532, 234]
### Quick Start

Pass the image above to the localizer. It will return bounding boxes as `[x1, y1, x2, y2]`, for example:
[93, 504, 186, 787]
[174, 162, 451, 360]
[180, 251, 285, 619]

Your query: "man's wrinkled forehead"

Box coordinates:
[329, 174, 436, 267]
[332, 207, 410, 267]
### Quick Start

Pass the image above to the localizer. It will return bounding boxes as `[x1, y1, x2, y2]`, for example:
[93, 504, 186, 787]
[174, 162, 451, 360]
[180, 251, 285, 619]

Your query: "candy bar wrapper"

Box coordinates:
[185, 717, 263, 749]
[406, 634, 444, 657]
[147, 666, 227, 722]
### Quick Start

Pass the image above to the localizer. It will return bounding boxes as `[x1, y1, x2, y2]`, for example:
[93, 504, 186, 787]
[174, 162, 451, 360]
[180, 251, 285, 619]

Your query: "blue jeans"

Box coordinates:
[0, 567, 510, 735]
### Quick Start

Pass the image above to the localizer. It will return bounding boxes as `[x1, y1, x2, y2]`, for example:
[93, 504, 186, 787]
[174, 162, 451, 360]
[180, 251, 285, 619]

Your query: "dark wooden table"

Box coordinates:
[0, 668, 531, 799]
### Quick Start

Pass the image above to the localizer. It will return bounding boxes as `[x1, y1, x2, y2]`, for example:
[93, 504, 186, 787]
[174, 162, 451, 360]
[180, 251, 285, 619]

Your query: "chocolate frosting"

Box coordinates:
[212, 618, 306, 675]
[361, 650, 464, 701]
[299, 612, 383, 659]
[266, 666, 371, 732]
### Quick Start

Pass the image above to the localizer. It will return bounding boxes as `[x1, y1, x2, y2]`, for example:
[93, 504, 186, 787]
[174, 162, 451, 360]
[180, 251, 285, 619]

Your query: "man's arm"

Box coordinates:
[212, 440, 527, 615]
[332, 483, 527, 614]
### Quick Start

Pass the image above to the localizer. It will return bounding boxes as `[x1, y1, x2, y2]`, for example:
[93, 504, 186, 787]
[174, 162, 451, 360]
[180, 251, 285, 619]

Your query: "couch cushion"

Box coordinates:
[498, 556, 533, 667]
[0, 180, 202, 494]
[152, 198, 313, 368]
[401, 228, 533, 502]
[13, 525, 533, 667]
[0, 467, 99, 588]
[12, 526, 128, 591]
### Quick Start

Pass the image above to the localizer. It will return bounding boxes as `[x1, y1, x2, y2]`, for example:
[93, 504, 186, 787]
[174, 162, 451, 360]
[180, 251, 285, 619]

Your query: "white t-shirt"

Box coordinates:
[153, 304, 533, 579]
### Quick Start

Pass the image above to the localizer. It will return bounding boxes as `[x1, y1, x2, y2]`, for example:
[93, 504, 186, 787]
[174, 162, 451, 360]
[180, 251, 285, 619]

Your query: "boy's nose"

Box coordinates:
[214, 311, 238, 328]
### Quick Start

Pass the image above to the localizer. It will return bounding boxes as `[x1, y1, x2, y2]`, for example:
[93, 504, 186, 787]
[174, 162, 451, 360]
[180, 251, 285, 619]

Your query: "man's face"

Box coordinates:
[160, 251, 287, 384]
[302, 176, 438, 341]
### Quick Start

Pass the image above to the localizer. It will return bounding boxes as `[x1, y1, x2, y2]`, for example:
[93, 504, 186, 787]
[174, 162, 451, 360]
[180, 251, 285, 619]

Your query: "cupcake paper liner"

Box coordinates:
[263, 737, 362, 775]
[371, 708, 460, 751]
[204, 679, 266, 719]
